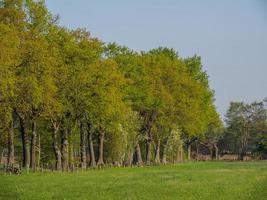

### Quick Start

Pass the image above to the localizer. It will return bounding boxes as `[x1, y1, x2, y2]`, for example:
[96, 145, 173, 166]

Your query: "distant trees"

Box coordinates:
[0, 0, 224, 170]
[221, 100, 267, 159]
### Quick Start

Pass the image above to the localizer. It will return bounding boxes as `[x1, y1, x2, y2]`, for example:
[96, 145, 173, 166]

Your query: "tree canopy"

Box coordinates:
[0, 0, 226, 170]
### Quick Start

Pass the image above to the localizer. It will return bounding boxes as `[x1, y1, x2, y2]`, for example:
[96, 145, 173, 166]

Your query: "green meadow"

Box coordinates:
[1, 161, 266, 200]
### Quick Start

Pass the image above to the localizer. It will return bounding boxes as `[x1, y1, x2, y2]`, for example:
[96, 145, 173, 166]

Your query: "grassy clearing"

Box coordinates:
[0, 161, 266, 200]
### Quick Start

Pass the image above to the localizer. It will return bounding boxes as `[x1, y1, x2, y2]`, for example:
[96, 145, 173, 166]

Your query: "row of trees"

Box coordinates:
[0, 0, 222, 171]
[219, 100, 267, 159]
[190, 99, 267, 161]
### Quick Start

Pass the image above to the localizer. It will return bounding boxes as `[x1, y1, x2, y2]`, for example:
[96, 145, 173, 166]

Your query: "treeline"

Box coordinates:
[219, 100, 267, 159]
[188, 99, 267, 161]
[0, 0, 221, 170]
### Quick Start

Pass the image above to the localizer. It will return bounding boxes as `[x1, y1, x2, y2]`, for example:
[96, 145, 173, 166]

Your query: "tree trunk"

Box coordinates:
[80, 122, 87, 169]
[52, 121, 62, 171]
[87, 126, 96, 167]
[176, 146, 181, 163]
[214, 144, 219, 160]
[36, 132, 41, 169]
[180, 144, 184, 162]
[135, 142, 143, 166]
[154, 139, 161, 164]
[161, 139, 169, 164]
[187, 144, 191, 161]
[7, 120, 15, 165]
[161, 145, 167, 165]
[86, 147, 90, 166]
[97, 129, 104, 166]
[196, 141, 199, 161]
[146, 133, 151, 165]
[30, 121, 37, 170]
[176, 145, 183, 163]
[69, 144, 74, 171]
[124, 148, 133, 166]
[19, 117, 30, 169]
[239, 147, 246, 161]
[240, 124, 249, 160]
[61, 129, 69, 171]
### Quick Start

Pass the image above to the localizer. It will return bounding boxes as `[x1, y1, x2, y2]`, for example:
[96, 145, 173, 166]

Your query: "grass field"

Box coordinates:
[0, 161, 266, 200]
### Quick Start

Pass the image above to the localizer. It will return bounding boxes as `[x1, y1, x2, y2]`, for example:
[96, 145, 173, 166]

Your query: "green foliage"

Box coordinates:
[0, 0, 222, 166]
[222, 100, 267, 157]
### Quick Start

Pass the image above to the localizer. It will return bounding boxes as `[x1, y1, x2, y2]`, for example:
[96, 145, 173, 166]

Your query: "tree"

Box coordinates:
[224, 100, 267, 160]
[85, 59, 129, 166]
[0, 22, 20, 165]
[198, 109, 223, 160]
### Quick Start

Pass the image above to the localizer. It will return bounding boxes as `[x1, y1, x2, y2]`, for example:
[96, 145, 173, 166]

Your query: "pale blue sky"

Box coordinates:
[46, 0, 267, 118]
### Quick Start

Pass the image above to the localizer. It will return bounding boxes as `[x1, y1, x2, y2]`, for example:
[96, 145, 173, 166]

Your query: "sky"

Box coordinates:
[46, 0, 267, 119]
